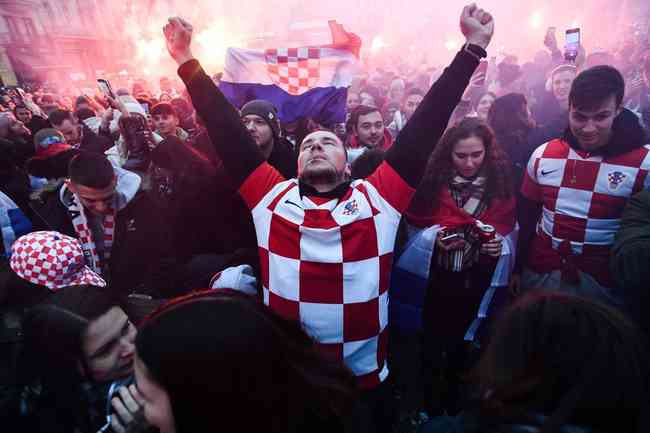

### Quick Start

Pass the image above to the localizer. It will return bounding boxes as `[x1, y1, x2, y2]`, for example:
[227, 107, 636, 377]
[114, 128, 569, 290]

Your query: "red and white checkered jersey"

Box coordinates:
[239, 161, 415, 389]
[521, 138, 650, 282]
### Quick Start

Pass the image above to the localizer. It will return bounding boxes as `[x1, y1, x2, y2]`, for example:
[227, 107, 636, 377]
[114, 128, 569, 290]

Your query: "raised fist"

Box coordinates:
[460, 3, 494, 50]
[163, 17, 195, 66]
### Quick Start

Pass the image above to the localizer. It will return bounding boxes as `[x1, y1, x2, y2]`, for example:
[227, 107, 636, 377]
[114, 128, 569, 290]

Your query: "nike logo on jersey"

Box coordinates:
[285, 199, 303, 210]
[541, 168, 559, 176]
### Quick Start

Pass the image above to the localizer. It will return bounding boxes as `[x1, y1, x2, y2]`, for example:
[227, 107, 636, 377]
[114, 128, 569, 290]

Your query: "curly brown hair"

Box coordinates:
[413, 117, 513, 210]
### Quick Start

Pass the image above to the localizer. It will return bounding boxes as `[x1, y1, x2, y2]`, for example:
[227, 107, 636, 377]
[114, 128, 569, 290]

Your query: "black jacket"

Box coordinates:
[532, 91, 564, 128]
[149, 135, 252, 260]
[26, 115, 50, 136]
[0, 134, 33, 169]
[80, 124, 112, 155]
[498, 113, 567, 193]
[268, 137, 298, 179]
[30, 183, 176, 297]
[611, 189, 650, 336]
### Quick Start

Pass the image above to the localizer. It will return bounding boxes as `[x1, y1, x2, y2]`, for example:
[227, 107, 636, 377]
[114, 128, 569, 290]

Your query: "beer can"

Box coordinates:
[476, 222, 496, 243]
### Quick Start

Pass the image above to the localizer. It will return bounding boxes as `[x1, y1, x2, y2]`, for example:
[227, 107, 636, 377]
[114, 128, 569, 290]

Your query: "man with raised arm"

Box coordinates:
[163, 5, 493, 431]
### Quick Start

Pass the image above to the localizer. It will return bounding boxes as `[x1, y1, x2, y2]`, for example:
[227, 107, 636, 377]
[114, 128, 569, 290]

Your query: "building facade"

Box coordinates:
[0, 0, 131, 86]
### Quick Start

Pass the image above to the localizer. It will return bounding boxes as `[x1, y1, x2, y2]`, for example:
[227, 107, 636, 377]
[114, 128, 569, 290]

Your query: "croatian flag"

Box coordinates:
[220, 21, 361, 126]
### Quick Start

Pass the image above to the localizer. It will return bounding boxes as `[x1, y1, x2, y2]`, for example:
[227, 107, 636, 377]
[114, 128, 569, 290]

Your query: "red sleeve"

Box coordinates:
[238, 162, 286, 210]
[366, 161, 416, 213]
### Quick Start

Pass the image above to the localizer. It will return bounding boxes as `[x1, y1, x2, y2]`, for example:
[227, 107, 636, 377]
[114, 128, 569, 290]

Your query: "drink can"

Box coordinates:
[476, 222, 496, 243]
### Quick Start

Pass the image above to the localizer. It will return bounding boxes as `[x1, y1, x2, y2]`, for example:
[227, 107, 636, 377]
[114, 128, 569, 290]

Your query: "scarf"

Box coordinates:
[437, 174, 488, 272]
[65, 192, 115, 276]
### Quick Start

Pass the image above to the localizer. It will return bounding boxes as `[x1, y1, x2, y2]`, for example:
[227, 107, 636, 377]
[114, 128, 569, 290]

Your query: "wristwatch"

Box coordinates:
[463, 43, 488, 60]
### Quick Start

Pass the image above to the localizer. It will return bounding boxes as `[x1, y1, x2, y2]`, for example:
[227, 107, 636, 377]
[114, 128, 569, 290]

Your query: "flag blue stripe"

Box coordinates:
[219, 82, 348, 125]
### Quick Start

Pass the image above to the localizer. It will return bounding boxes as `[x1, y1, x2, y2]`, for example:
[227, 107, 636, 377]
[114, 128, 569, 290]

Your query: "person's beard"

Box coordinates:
[300, 163, 342, 188]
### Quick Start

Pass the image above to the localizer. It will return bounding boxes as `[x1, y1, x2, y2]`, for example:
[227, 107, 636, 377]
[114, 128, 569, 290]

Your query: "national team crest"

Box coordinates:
[265, 47, 321, 96]
[342, 199, 359, 216]
[607, 171, 627, 191]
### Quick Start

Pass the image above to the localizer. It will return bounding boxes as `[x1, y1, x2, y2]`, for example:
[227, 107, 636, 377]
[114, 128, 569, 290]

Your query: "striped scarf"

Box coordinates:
[437, 173, 487, 272]
[66, 193, 115, 276]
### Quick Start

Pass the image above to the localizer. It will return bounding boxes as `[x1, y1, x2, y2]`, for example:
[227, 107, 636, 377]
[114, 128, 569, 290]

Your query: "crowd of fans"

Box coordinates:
[0, 4, 650, 433]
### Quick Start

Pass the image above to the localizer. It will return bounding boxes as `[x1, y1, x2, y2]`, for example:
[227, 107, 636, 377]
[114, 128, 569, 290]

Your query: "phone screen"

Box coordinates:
[565, 29, 580, 49]
[141, 103, 150, 114]
[97, 79, 114, 99]
[441, 233, 460, 243]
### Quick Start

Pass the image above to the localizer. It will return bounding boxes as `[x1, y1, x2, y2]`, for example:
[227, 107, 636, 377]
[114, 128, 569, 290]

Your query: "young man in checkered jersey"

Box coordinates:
[512, 65, 650, 306]
[163, 4, 493, 427]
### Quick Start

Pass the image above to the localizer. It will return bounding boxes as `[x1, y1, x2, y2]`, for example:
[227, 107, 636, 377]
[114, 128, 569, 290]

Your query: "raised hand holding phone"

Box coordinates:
[97, 78, 115, 100]
[564, 28, 581, 62]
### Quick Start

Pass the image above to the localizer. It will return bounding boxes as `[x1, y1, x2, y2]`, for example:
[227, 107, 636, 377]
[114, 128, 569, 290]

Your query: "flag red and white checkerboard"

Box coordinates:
[265, 47, 321, 95]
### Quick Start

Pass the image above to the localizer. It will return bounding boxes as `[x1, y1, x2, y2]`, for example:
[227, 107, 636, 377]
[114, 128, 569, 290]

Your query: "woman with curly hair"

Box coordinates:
[391, 117, 516, 416]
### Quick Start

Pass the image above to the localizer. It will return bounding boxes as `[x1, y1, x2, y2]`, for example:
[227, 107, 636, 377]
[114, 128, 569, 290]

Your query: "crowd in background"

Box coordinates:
[0, 4, 650, 433]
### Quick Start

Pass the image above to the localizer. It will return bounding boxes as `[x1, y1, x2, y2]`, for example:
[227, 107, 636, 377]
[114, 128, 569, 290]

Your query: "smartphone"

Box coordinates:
[141, 102, 150, 114]
[473, 60, 488, 85]
[565, 28, 580, 52]
[440, 233, 461, 243]
[97, 78, 115, 99]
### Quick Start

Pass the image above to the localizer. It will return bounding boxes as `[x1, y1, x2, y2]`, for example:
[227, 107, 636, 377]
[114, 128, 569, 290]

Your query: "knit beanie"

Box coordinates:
[240, 100, 281, 141]
[28, 128, 79, 179]
[33, 128, 66, 153]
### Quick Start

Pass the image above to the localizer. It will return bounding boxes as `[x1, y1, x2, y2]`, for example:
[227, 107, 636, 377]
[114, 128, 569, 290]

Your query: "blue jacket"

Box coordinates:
[0, 190, 32, 257]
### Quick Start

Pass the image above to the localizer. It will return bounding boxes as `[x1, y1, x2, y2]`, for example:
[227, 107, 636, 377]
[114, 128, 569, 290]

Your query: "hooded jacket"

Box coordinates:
[29, 167, 176, 297]
[79, 124, 113, 155]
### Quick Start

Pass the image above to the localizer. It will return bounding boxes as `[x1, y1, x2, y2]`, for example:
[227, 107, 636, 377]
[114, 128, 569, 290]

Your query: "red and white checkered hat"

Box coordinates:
[10, 231, 107, 291]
